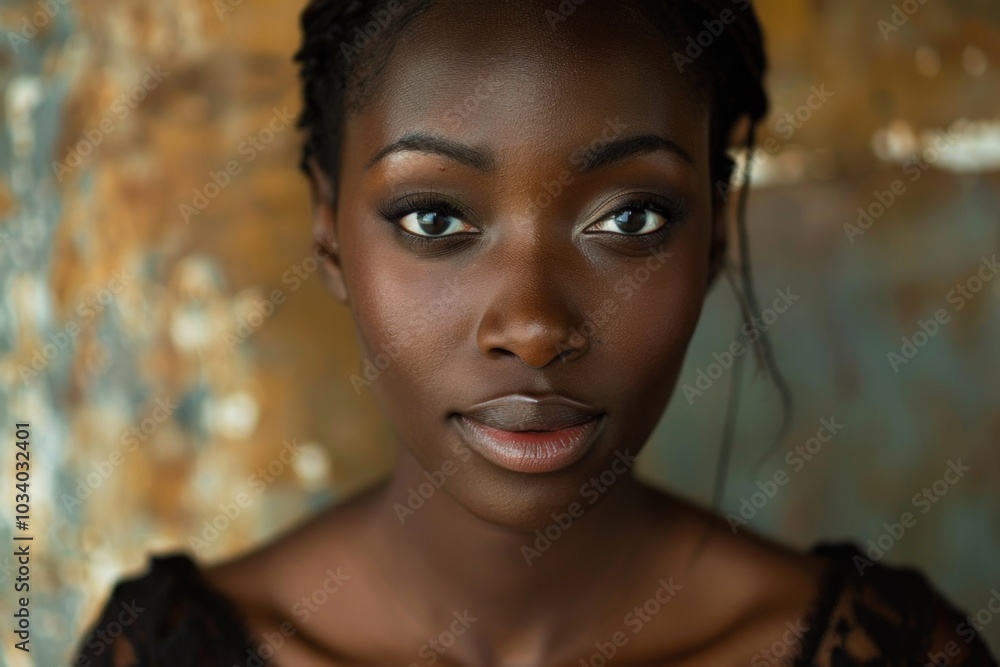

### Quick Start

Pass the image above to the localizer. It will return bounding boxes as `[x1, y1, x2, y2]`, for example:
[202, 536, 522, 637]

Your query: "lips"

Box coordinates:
[460, 393, 601, 431]
[453, 394, 605, 473]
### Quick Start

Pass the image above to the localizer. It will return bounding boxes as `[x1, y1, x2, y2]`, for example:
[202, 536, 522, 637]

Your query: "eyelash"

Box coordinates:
[375, 191, 688, 252]
[587, 195, 688, 248]
[376, 191, 476, 252]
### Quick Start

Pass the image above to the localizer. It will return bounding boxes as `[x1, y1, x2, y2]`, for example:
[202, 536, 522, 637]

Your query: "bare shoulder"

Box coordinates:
[643, 487, 831, 605]
[636, 490, 999, 665]
[629, 488, 834, 664]
[200, 477, 395, 662]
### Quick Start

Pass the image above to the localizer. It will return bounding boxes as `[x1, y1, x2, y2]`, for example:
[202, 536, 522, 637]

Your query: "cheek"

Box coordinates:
[597, 235, 710, 407]
[342, 233, 471, 407]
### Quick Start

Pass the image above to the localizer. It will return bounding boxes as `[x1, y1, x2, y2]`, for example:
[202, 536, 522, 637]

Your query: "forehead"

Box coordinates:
[341, 0, 710, 177]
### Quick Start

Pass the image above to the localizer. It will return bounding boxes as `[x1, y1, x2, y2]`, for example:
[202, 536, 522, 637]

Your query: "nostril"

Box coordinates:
[476, 305, 591, 367]
[484, 329, 590, 366]
[554, 348, 576, 363]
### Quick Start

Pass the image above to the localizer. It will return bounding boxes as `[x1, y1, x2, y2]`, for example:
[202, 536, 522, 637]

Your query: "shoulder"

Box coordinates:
[617, 492, 836, 662]
[72, 552, 262, 667]
[793, 541, 999, 666]
[199, 480, 391, 654]
[652, 497, 997, 666]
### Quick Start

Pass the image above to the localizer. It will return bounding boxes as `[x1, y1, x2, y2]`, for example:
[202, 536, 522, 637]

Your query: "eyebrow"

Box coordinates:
[365, 131, 695, 173]
[366, 133, 497, 172]
[577, 134, 695, 172]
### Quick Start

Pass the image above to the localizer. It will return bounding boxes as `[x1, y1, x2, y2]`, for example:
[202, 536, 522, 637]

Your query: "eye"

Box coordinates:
[586, 199, 672, 236]
[376, 192, 480, 239]
[398, 209, 477, 237]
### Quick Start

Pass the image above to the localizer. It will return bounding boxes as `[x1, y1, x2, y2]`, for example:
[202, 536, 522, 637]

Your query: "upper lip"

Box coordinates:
[458, 393, 602, 432]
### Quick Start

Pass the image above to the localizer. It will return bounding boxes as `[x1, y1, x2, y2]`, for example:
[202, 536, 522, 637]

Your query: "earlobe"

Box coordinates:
[307, 157, 349, 304]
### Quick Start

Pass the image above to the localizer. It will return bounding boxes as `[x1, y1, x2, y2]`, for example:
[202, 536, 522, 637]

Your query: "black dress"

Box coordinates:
[72, 541, 999, 666]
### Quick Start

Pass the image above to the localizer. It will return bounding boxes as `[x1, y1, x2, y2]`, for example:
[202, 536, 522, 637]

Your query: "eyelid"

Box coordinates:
[377, 190, 483, 229]
[375, 189, 687, 242]
[582, 192, 688, 234]
[375, 191, 483, 249]
[400, 210, 479, 237]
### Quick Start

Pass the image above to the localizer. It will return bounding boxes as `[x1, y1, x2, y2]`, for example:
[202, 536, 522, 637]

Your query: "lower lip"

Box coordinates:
[454, 415, 604, 474]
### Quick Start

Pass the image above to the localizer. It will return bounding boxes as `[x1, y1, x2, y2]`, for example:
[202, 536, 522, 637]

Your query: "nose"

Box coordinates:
[475, 250, 590, 369]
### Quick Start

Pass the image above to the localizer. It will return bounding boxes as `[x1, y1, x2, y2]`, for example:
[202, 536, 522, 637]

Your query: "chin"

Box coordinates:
[448, 473, 596, 532]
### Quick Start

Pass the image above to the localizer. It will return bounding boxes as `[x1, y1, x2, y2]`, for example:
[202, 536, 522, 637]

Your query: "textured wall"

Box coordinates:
[0, 0, 997, 664]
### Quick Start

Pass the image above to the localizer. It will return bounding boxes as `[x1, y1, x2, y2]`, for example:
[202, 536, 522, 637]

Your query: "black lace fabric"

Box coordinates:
[72, 554, 264, 666]
[72, 542, 998, 666]
[792, 543, 998, 666]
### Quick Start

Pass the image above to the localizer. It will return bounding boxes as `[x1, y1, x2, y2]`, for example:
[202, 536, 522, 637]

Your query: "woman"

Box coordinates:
[73, 0, 998, 665]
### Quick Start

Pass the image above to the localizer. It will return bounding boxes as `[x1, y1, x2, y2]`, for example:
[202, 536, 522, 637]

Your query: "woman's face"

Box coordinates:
[314, 0, 722, 529]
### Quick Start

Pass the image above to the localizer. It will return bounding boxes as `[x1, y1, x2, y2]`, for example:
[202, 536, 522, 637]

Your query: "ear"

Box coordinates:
[706, 178, 729, 289]
[307, 156, 348, 304]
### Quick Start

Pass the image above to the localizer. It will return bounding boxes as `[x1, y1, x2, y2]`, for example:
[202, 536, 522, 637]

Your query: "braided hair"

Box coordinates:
[292, 0, 793, 530]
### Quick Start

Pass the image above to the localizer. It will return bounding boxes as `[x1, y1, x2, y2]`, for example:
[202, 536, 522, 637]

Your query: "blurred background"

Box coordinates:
[0, 0, 998, 664]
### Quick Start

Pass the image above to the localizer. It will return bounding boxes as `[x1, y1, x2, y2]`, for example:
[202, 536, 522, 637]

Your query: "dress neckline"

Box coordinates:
[173, 541, 861, 666]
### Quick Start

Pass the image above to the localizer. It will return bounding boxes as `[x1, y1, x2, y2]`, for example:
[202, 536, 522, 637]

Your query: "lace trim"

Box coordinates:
[72, 552, 268, 666]
[154, 553, 269, 664]
[789, 541, 854, 666]
[786, 542, 999, 666]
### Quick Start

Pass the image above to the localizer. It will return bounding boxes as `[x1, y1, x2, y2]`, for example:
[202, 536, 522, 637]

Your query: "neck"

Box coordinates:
[364, 439, 688, 658]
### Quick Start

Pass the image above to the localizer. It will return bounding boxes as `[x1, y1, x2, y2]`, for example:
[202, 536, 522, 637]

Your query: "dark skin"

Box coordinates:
[202, 2, 829, 665]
